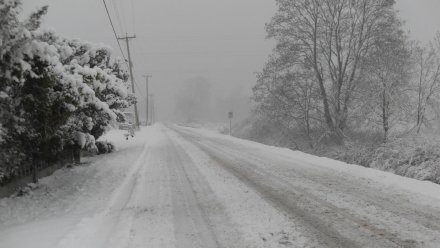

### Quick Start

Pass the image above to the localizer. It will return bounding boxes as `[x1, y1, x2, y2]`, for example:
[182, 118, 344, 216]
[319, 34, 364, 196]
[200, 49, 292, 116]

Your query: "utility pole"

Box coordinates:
[118, 33, 139, 129]
[143, 74, 152, 125]
[228, 111, 233, 136]
[150, 94, 155, 124]
[153, 95, 155, 123]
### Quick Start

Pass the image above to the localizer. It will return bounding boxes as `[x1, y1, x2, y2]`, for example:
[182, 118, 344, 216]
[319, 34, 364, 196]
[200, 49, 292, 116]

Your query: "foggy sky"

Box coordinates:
[22, 0, 440, 122]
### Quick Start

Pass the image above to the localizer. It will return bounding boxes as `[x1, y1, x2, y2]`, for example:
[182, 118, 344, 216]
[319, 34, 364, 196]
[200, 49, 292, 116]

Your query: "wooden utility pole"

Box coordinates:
[150, 94, 155, 124]
[143, 74, 152, 125]
[228, 111, 233, 135]
[118, 34, 140, 129]
[153, 95, 157, 123]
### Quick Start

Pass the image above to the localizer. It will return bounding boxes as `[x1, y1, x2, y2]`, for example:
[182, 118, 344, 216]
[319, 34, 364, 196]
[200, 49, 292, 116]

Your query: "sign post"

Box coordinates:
[228, 111, 233, 135]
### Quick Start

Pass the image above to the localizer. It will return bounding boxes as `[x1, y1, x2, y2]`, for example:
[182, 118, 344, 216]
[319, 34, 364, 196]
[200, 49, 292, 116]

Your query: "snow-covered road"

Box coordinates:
[2, 124, 440, 248]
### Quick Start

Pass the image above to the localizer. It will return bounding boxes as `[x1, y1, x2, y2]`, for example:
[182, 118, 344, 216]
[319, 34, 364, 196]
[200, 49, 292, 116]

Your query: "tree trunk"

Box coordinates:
[32, 163, 37, 183]
[382, 89, 389, 143]
[72, 146, 81, 165]
[311, 13, 336, 136]
[31, 154, 38, 183]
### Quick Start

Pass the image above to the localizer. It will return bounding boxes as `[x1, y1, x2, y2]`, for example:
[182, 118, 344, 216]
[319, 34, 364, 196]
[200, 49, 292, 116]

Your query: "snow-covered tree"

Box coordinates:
[253, 55, 321, 146]
[38, 34, 135, 148]
[357, 14, 411, 142]
[265, 0, 401, 142]
[0, 0, 134, 182]
[410, 34, 440, 133]
[0, 1, 61, 180]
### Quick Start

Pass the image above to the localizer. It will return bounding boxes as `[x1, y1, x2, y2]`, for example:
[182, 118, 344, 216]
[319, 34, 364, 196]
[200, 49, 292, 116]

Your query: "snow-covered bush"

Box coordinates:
[0, 0, 134, 182]
[323, 142, 377, 168]
[237, 115, 440, 184]
[95, 141, 115, 154]
[370, 135, 440, 183]
[36, 31, 135, 149]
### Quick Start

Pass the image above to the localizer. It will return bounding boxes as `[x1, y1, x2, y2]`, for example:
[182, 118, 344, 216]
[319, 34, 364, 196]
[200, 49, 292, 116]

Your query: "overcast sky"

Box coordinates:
[22, 0, 440, 122]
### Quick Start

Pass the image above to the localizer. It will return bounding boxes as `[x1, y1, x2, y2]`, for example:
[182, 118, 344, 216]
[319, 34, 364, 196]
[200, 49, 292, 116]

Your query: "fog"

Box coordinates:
[22, 0, 440, 124]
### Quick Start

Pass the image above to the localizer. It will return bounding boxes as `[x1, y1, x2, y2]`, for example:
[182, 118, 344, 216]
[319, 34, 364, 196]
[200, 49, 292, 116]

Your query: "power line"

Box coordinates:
[119, 0, 128, 35]
[103, 0, 145, 122]
[130, 0, 136, 35]
[102, 0, 127, 63]
[110, 0, 125, 35]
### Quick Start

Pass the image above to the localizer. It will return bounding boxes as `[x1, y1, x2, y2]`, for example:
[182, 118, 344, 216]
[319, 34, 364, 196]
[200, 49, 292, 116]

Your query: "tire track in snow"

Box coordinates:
[164, 131, 221, 248]
[173, 126, 424, 248]
[166, 126, 320, 247]
[164, 127, 248, 248]
[57, 140, 152, 248]
[193, 133, 440, 247]
[230, 141, 440, 235]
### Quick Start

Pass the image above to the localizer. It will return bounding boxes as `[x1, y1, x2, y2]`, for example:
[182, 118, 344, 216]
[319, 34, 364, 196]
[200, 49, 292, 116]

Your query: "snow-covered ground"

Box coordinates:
[0, 128, 149, 248]
[1, 124, 440, 247]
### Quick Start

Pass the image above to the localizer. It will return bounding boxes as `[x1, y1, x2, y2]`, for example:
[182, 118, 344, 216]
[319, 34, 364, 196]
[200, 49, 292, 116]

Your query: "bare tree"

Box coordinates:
[412, 34, 440, 133]
[253, 55, 320, 146]
[266, 0, 399, 142]
[361, 19, 410, 142]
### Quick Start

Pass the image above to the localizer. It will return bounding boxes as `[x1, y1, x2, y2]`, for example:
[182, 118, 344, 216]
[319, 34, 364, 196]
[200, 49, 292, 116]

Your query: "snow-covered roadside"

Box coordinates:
[0, 127, 153, 248]
[177, 125, 440, 207]
[173, 125, 440, 247]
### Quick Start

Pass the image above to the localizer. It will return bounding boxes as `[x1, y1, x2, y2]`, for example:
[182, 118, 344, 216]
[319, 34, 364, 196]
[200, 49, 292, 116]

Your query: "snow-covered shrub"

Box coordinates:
[95, 141, 115, 154]
[370, 136, 440, 183]
[323, 141, 377, 168]
[234, 116, 309, 150]
[237, 115, 440, 184]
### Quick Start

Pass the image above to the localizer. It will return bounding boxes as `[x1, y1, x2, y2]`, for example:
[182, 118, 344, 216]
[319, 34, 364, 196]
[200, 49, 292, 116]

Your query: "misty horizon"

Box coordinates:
[21, 0, 440, 124]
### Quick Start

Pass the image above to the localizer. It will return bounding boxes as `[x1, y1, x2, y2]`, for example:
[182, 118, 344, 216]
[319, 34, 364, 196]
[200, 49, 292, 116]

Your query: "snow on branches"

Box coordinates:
[0, 0, 135, 180]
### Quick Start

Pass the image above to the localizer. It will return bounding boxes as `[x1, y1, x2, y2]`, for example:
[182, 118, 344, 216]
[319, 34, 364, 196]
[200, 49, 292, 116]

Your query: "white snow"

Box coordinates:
[74, 131, 86, 148]
[179, 125, 440, 207]
[0, 127, 154, 248]
[166, 128, 312, 247]
[1, 124, 440, 247]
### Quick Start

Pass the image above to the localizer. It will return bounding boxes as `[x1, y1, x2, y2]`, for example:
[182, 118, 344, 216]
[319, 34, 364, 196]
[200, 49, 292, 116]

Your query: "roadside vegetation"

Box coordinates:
[241, 0, 440, 184]
[0, 0, 134, 184]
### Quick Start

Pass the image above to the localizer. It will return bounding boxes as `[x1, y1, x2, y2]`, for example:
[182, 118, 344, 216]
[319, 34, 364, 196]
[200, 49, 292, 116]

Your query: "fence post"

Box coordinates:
[32, 161, 37, 183]
[73, 146, 81, 165]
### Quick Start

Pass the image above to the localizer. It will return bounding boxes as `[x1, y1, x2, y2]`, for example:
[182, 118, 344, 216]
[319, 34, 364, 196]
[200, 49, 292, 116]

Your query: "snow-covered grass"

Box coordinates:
[370, 135, 440, 183]
[233, 116, 314, 150]
[0, 127, 151, 248]
[315, 133, 440, 184]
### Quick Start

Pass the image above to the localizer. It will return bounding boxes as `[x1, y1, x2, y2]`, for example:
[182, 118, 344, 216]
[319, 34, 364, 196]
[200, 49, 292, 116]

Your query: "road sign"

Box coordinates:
[228, 112, 233, 136]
